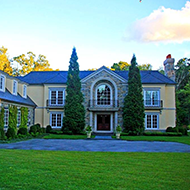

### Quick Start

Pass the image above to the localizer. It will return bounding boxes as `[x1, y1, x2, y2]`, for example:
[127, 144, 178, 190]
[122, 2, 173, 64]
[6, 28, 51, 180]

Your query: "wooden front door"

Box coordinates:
[97, 114, 110, 131]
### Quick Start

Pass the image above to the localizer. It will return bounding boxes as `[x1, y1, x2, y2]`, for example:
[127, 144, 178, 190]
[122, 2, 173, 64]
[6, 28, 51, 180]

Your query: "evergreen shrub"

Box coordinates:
[46, 125, 52, 133]
[29, 125, 37, 134]
[17, 127, 28, 135]
[6, 128, 16, 139]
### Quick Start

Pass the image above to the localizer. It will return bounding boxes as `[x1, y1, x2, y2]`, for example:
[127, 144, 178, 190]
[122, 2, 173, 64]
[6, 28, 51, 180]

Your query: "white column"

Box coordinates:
[115, 112, 118, 130]
[90, 112, 93, 127]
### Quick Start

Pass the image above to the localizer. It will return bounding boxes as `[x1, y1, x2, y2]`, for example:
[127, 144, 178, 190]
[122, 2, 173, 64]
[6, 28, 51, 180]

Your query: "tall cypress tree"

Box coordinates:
[62, 47, 85, 134]
[123, 55, 145, 135]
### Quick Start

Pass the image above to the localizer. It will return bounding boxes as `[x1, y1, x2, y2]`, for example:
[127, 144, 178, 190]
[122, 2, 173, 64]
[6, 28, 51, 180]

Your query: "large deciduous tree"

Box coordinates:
[111, 61, 152, 71]
[175, 57, 190, 126]
[13, 51, 56, 75]
[62, 48, 85, 134]
[123, 55, 145, 135]
[0, 46, 13, 75]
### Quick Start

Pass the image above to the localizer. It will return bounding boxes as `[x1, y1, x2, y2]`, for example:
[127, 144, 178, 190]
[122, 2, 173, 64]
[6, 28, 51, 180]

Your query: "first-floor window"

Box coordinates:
[4, 108, 9, 128]
[17, 109, 21, 127]
[145, 113, 159, 129]
[27, 109, 31, 126]
[50, 112, 63, 128]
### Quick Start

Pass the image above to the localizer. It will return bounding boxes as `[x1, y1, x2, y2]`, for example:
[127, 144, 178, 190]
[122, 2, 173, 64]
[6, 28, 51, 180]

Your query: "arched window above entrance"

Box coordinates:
[96, 84, 111, 105]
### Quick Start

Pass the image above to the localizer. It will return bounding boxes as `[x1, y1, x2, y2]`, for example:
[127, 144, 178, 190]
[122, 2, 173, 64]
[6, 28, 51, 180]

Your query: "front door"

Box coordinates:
[97, 114, 110, 131]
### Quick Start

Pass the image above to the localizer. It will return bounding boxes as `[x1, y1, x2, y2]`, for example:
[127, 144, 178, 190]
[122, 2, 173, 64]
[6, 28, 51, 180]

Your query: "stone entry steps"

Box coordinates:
[93, 132, 114, 140]
[94, 136, 113, 140]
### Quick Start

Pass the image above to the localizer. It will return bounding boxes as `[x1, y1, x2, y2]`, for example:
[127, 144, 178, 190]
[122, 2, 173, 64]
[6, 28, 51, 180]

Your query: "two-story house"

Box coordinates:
[0, 70, 36, 129]
[17, 55, 176, 133]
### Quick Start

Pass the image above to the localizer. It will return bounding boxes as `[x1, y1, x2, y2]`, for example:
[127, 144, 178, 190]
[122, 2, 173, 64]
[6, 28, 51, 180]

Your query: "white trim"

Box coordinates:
[13, 80, 18, 95]
[50, 111, 63, 128]
[94, 112, 113, 133]
[143, 88, 160, 106]
[0, 74, 5, 92]
[90, 112, 93, 127]
[90, 77, 118, 106]
[114, 112, 118, 131]
[95, 83, 113, 106]
[23, 85, 27, 98]
[81, 66, 127, 83]
[49, 88, 65, 106]
[145, 112, 159, 130]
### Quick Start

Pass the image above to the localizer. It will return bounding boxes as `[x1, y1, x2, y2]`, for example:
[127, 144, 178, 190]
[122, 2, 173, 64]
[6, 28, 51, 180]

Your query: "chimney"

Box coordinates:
[163, 54, 175, 81]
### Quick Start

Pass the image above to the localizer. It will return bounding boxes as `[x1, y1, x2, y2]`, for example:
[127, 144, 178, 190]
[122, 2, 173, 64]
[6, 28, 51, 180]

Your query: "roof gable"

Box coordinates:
[81, 66, 127, 83]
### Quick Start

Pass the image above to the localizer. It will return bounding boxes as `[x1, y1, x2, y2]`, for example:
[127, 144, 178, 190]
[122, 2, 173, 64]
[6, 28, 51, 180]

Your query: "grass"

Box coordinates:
[120, 135, 190, 145]
[0, 149, 190, 190]
[43, 134, 95, 139]
[43, 133, 190, 145]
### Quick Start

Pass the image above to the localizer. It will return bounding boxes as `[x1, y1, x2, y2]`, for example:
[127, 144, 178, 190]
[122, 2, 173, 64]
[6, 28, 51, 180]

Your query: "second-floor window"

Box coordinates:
[49, 88, 65, 105]
[0, 75, 5, 92]
[97, 84, 111, 105]
[144, 89, 160, 106]
[13, 80, 18, 95]
[23, 85, 27, 98]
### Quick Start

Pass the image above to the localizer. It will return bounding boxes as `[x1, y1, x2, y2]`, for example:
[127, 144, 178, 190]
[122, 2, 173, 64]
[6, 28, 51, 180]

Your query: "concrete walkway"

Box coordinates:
[0, 139, 190, 152]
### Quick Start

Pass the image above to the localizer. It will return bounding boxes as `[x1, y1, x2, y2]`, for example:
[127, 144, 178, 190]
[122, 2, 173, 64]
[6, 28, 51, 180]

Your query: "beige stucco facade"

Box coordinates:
[25, 67, 176, 132]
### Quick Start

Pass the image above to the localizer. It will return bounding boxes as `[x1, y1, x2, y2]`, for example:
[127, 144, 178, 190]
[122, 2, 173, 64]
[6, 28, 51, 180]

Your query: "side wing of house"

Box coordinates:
[143, 84, 175, 131]
[0, 71, 36, 129]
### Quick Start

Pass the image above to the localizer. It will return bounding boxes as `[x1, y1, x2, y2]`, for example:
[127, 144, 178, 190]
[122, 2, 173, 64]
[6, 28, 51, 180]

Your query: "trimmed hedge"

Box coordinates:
[166, 126, 187, 135]
[143, 132, 182, 136]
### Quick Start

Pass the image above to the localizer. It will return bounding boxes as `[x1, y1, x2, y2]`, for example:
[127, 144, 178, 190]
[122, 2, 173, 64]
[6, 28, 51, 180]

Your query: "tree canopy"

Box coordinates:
[111, 61, 152, 71]
[123, 55, 145, 135]
[13, 51, 57, 75]
[175, 57, 190, 126]
[0, 46, 13, 75]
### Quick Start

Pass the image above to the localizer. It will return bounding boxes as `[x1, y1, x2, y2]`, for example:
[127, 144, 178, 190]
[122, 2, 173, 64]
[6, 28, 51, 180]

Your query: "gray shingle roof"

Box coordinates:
[0, 89, 36, 107]
[17, 70, 175, 85]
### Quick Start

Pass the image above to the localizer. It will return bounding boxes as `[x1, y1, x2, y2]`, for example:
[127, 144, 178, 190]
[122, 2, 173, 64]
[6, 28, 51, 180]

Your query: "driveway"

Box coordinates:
[0, 139, 190, 152]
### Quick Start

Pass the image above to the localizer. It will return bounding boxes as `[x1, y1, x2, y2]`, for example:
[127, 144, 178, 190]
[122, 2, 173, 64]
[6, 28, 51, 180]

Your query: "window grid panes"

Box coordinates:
[146, 114, 158, 129]
[17, 110, 21, 127]
[4, 109, 9, 128]
[23, 85, 27, 98]
[0, 75, 5, 91]
[97, 85, 111, 105]
[13, 80, 17, 95]
[51, 113, 62, 127]
[145, 90, 159, 106]
[50, 90, 64, 105]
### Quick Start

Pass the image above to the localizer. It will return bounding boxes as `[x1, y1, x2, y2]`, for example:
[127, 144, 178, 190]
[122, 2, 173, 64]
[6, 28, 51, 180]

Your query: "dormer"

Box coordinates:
[13, 80, 18, 95]
[18, 83, 27, 98]
[0, 73, 5, 92]
[6, 77, 19, 95]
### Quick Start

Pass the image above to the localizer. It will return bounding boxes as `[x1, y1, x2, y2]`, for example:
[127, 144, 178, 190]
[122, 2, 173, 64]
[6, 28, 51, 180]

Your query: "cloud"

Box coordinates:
[126, 1, 190, 43]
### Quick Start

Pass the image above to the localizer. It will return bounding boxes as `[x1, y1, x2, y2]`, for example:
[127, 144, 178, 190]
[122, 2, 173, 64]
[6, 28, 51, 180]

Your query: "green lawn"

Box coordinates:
[120, 135, 190, 145]
[0, 150, 189, 190]
[43, 134, 190, 145]
[43, 134, 94, 139]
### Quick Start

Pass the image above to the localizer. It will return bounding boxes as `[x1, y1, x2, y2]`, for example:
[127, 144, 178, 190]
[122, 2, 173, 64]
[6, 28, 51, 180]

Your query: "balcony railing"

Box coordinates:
[46, 99, 65, 108]
[144, 100, 163, 109]
[88, 99, 119, 109]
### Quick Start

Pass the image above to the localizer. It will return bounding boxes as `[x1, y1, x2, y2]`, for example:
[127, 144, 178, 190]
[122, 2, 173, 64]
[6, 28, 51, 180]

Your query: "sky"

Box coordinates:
[1, 0, 190, 71]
